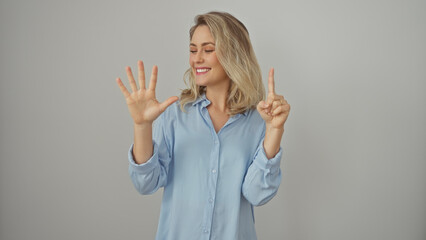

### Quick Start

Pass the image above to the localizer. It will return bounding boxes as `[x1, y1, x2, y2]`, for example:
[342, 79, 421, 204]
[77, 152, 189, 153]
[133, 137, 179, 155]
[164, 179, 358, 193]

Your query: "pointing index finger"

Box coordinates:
[268, 68, 275, 94]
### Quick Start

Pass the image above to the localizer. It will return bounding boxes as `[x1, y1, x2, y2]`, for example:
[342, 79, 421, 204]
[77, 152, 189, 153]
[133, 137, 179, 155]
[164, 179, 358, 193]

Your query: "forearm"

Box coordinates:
[263, 125, 284, 159]
[133, 122, 154, 164]
[242, 131, 283, 206]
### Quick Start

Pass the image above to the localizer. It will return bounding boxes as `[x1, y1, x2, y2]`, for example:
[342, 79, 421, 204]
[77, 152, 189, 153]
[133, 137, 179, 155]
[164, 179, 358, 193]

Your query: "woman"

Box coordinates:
[116, 11, 290, 240]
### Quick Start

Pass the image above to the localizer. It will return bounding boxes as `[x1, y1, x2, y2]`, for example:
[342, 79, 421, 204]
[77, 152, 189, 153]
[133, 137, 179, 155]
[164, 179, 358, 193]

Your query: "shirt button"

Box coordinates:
[209, 198, 213, 203]
[212, 169, 217, 174]
[204, 229, 209, 233]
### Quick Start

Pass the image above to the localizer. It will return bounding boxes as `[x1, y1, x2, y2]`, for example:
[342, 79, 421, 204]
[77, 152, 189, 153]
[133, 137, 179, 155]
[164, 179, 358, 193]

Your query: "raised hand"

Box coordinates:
[116, 60, 179, 125]
[257, 68, 291, 129]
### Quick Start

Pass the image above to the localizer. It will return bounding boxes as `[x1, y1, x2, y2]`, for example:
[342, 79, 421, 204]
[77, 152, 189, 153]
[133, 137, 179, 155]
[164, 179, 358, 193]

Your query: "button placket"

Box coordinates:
[205, 133, 219, 237]
[203, 104, 231, 238]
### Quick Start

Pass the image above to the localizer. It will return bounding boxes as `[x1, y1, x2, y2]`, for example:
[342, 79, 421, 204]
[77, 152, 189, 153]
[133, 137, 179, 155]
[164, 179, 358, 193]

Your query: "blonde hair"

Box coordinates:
[179, 11, 265, 116]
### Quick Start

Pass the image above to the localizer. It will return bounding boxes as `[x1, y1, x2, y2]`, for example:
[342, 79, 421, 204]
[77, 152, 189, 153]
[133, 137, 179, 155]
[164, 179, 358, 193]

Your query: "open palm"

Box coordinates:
[116, 60, 178, 125]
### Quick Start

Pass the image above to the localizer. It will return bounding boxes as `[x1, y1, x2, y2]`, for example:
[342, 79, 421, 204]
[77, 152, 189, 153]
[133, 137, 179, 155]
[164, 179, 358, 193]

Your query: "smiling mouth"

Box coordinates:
[196, 68, 211, 75]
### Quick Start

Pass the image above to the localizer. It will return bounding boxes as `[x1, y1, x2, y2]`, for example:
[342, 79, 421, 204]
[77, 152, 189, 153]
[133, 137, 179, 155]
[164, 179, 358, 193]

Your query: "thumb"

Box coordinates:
[159, 96, 179, 112]
[256, 101, 269, 118]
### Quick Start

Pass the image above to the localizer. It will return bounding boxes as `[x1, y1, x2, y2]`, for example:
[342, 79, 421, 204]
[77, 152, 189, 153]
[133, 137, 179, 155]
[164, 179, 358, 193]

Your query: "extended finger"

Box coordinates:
[148, 65, 158, 91]
[159, 96, 179, 112]
[138, 60, 146, 90]
[265, 93, 274, 107]
[268, 68, 275, 94]
[126, 66, 138, 92]
[116, 78, 131, 98]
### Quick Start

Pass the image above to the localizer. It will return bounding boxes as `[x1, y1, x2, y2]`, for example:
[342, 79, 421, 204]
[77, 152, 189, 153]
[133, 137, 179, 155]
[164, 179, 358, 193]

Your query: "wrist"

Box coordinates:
[134, 122, 153, 130]
[265, 124, 284, 133]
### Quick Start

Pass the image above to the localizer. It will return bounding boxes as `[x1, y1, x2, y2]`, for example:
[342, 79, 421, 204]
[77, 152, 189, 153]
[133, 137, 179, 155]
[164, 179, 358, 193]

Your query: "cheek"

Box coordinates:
[211, 57, 224, 71]
[211, 56, 223, 69]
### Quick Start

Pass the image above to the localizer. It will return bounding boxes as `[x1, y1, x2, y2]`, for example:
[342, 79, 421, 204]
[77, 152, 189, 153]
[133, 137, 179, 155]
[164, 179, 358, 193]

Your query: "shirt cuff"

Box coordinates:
[252, 139, 282, 174]
[128, 142, 159, 174]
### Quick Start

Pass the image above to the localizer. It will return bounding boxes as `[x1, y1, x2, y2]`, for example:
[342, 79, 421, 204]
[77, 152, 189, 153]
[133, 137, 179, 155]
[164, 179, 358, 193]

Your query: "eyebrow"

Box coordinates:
[189, 42, 215, 47]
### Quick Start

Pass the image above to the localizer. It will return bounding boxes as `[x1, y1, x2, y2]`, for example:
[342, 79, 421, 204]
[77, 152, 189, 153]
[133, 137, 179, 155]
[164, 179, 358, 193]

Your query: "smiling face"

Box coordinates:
[189, 25, 230, 88]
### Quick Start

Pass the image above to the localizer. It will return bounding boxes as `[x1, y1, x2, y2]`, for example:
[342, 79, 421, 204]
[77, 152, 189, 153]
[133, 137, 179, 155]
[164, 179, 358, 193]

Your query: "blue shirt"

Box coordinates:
[128, 94, 283, 240]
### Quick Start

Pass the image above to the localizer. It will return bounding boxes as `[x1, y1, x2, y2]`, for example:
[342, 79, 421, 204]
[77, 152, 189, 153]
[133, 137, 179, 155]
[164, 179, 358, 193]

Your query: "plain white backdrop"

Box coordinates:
[1, 0, 425, 239]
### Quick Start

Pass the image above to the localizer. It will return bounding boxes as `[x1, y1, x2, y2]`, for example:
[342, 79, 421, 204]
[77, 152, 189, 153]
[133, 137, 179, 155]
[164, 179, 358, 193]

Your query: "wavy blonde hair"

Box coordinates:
[179, 11, 265, 116]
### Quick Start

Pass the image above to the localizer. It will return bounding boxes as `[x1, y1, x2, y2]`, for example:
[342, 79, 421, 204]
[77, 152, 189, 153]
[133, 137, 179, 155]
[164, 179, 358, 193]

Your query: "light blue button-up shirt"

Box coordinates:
[128, 94, 283, 240]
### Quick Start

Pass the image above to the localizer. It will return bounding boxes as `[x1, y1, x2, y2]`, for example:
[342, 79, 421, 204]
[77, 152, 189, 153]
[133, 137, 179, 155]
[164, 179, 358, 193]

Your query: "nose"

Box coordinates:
[194, 51, 204, 63]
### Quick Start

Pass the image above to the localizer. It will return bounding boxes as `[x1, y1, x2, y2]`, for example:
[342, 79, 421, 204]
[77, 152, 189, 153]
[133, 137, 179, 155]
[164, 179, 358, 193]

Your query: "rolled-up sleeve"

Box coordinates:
[242, 138, 282, 206]
[128, 113, 172, 195]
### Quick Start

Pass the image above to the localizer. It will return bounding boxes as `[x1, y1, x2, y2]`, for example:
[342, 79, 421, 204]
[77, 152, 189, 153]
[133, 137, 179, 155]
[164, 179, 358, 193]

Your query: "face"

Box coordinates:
[189, 25, 230, 88]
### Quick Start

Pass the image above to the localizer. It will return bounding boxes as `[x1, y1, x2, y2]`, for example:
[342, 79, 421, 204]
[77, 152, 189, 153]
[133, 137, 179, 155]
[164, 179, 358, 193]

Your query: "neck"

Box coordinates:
[205, 80, 231, 113]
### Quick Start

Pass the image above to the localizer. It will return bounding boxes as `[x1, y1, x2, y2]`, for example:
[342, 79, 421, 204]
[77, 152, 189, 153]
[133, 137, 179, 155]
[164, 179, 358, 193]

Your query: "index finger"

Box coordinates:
[268, 67, 275, 94]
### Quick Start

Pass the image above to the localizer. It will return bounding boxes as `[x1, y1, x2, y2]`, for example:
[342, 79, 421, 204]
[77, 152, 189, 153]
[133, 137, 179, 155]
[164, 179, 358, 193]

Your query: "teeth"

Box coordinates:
[196, 68, 210, 73]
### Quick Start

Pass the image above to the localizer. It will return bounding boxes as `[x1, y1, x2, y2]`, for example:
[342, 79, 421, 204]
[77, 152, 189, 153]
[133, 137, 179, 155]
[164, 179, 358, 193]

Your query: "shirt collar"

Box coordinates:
[192, 93, 249, 116]
[192, 93, 209, 106]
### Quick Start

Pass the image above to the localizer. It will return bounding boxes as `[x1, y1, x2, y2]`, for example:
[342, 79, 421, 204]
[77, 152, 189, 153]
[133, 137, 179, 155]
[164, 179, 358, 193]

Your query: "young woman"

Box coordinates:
[116, 11, 290, 240]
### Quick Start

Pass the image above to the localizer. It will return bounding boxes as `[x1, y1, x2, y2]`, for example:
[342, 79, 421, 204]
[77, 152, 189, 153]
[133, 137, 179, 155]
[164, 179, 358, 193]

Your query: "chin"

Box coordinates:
[195, 77, 209, 87]
[195, 82, 208, 87]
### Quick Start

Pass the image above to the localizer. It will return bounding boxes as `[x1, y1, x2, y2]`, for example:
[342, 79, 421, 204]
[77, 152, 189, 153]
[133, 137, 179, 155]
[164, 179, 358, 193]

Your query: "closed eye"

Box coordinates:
[189, 49, 214, 54]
